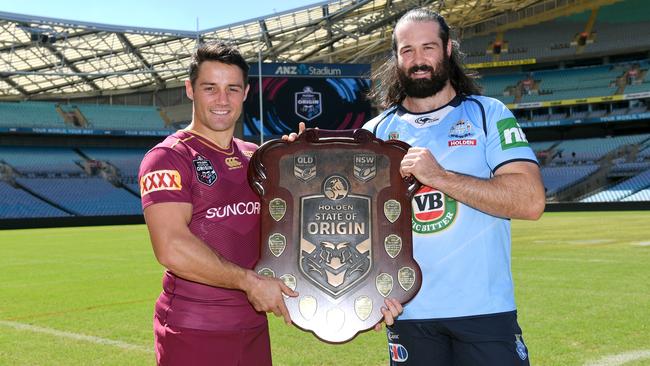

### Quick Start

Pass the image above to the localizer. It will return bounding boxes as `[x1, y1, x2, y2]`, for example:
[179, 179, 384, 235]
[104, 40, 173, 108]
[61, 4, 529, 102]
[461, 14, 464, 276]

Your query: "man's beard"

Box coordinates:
[398, 56, 450, 99]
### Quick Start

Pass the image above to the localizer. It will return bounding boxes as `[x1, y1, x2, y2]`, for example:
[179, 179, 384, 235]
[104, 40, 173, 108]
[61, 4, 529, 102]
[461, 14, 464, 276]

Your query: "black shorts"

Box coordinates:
[386, 311, 530, 366]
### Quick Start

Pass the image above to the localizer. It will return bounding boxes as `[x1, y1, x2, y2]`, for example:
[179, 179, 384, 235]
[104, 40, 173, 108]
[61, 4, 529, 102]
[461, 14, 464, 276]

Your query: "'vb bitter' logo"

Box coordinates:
[412, 186, 457, 234]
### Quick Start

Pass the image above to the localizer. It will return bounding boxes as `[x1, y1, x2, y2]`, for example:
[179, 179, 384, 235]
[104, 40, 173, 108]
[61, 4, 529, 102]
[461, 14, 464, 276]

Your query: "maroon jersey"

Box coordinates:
[139, 130, 263, 331]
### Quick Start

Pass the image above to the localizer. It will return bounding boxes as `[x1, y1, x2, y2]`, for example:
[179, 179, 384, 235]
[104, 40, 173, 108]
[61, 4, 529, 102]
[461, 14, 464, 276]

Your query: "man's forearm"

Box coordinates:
[156, 231, 252, 289]
[433, 168, 544, 220]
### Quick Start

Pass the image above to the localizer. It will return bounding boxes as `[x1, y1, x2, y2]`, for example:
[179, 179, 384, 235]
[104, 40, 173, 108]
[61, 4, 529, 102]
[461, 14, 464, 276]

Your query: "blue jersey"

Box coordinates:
[363, 95, 537, 319]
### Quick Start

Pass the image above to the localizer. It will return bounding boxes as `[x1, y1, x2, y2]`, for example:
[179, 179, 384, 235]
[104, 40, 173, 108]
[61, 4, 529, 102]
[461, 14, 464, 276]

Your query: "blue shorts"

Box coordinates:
[386, 311, 530, 366]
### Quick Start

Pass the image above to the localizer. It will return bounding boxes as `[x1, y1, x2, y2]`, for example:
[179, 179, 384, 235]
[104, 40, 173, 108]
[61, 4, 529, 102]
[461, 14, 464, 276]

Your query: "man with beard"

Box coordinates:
[363, 9, 545, 366]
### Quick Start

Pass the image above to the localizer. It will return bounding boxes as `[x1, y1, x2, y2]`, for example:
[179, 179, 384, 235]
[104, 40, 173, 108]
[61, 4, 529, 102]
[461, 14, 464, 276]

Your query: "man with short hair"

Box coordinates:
[364, 9, 545, 366]
[139, 41, 296, 366]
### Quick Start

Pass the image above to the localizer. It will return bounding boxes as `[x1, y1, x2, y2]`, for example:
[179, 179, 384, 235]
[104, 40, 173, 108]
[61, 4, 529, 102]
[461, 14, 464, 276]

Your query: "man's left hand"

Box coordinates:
[374, 298, 403, 331]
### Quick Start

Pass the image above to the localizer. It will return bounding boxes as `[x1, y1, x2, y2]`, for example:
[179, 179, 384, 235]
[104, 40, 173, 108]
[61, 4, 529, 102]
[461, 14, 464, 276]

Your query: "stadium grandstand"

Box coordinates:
[1, 0, 649, 226]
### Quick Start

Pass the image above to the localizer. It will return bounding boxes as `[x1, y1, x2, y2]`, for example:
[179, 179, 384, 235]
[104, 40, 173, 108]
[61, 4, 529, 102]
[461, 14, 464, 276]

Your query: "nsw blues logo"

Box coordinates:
[448, 119, 477, 147]
[353, 154, 376, 182]
[449, 119, 473, 138]
[193, 155, 217, 186]
[295, 86, 322, 121]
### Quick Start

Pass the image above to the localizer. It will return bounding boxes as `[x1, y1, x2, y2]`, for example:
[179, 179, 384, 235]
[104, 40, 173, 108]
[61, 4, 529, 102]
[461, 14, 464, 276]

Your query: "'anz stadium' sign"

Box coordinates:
[249, 62, 370, 78]
[275, 64, 341, 76]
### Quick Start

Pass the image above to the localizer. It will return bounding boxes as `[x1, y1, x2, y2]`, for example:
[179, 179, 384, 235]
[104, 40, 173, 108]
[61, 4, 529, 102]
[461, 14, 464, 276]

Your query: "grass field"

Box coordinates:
[1, 211, 649, 365]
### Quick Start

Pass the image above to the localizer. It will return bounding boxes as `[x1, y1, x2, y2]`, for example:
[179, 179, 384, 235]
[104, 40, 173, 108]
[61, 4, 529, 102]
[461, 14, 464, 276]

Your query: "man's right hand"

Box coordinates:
[242, 270, 298, 325]
[282, 122, 306, 142]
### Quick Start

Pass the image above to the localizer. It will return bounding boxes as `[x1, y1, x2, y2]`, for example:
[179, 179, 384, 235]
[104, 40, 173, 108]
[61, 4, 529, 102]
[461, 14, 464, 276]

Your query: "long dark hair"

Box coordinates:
[369, 9, 481, 108]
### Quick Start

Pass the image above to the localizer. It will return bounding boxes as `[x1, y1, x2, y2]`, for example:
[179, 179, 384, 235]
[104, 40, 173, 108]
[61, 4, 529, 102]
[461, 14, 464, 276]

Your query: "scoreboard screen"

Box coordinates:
[243, 63, 372, 140]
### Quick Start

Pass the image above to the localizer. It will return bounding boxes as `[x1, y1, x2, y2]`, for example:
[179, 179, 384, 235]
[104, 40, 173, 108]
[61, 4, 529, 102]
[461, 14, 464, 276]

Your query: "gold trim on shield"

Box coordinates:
[383, 199, 401, 223]
[398, 267, 416, 291]
[268, 233, 286, 257]
[280, 273, 297, 298]
[258, 267, 275, 278]
[299, 296, 318, 320]
[354, 296, 373, 321]
[376, 273, 394, 297]
[384, 234, 402, 258]
[326, 308, 345, 331]
[269, 198, 287, 221]
[280, 273, 297, 291]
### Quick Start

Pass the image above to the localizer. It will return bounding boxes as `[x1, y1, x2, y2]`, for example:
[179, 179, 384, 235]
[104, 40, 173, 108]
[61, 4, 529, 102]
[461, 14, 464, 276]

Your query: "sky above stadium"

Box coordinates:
[0, 0, 323, 31]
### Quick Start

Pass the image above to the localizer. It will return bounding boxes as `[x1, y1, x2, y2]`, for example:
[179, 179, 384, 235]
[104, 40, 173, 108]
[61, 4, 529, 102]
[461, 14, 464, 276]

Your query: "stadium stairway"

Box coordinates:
[580, 168, 650, 202]
[11, 179, 79, 216]
[549, 161, 612, 202]
[55, 104, 88, 128]
[547, 141, 637, 201]
[1, 162, 77, 217]
[555, 137, 650, 201]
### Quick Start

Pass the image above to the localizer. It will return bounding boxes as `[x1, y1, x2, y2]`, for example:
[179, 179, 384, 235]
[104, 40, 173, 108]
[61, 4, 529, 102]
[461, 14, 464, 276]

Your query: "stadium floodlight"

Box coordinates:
[17, 25, 67, 45]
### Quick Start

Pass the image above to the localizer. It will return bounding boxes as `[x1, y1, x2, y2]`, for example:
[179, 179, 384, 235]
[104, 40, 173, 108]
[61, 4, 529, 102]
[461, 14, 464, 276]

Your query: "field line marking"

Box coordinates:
[585, 349, 650, 366]
[0, 320, 153, 354]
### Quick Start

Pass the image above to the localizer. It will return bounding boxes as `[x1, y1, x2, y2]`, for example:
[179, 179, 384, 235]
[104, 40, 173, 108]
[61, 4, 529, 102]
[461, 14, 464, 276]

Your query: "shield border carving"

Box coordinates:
[249, 128, 421, 343]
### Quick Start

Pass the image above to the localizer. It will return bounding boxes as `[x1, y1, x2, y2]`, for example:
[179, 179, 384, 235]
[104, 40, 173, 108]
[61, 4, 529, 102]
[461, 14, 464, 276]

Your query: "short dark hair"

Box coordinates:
[188, 41, 249, 87]
[369, 8, 481, 107]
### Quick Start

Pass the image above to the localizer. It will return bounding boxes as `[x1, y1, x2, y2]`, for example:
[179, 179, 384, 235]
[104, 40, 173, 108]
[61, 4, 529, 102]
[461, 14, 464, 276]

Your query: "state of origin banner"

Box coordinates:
[244, 63, 372, 140]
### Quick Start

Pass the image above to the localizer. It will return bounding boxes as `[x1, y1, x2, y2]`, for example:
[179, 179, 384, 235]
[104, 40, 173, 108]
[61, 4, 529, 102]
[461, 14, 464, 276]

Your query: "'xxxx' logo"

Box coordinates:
[140, 170, 182, 196]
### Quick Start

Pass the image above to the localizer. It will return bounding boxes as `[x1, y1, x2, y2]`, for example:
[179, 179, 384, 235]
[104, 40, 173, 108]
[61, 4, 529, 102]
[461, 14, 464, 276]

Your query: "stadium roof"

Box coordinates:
[0, 0, 618, 100]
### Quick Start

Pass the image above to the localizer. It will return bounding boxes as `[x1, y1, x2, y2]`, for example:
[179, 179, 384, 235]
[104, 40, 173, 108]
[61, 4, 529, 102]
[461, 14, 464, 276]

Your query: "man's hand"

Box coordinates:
[399, 147, 447, 188]
[374, 298, 403, 331]
[242, 271, 298, 325]
[400, 147, 545, 220]
[282, 122, 306, 142]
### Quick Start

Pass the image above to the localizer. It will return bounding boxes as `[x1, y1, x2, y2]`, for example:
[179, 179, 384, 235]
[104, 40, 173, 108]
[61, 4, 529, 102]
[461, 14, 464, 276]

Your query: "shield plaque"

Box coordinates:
[249, 128, 421, 343]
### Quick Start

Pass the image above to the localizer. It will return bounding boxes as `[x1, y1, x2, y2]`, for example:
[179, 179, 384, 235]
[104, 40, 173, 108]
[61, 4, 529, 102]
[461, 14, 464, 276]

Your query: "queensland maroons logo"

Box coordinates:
[411, 186, 457, 234]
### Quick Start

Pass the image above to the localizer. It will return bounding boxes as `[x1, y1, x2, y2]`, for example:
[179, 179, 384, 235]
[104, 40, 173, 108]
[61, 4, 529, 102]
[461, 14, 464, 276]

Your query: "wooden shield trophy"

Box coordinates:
[248, 128, 421, 343]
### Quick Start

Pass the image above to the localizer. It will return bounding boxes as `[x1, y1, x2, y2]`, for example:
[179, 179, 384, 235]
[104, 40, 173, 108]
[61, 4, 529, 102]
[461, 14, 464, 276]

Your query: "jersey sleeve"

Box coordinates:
[138, 147, 193, 210]
[484, 99, 538, 173]
[362, 106, 397, 137]
[362, 116, 381, 134]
